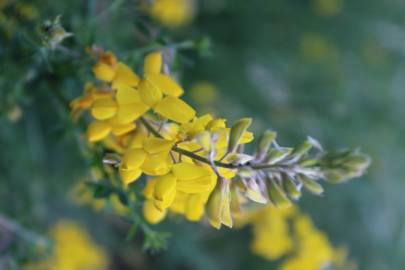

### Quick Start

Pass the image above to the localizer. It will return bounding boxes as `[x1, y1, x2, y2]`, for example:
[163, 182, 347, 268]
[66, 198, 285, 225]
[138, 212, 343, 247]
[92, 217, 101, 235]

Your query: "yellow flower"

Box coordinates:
[149, 0, 195, 27]
[190, 81, 218, 106]
[141, 161, 216, 223]
[92, 51, 140, 89]
[28, 220, 109, 270]
[206, 180, 232, 229]
[250, 206, 295, 260]
[138, 51, 195, 123]
[152, 162, 216, 209]
[70, 83, 112, 119]
[143, 179, 167, 224]
[119, 137, 174, 185]
[86, 116, 136, 142]
[238, 205, 353, 270]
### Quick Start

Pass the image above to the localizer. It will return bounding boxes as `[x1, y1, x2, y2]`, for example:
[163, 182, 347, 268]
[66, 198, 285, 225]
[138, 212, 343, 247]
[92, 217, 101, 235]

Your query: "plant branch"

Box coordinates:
[139, 117, 294, 171]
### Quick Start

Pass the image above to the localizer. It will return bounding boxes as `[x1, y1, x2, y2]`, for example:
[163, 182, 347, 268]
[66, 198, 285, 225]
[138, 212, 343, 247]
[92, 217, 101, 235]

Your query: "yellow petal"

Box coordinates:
[143, 179, 157, 199]
[112, 62, 140, 89]
[121, 148, 146, 171]
[115, 85, 142, 105]
[206, 181, 233, 229]
[154, 187, 176, 211]
[154, 96, 195, 123]
[206, 186, 222, 229]
[176, 175, 213, 193]
[169, 191, 188, 214]
[144, 51, 162, 74]
[143, 199, 166, 224]
[143, 137, 174, 154]
[91, 98, 117, 120]
[160, 122, 180, 140]
[119, 168, 142, 186]
[172, 162, 210, 180]
[127, 126, 148, 149]
[87, 121, 111, 142]
[116, 103, 149, 124]
[147, 73, 183, 97]
[93, 62, 116, 82]
[111, 121, 136, 136]
[207, 118, 226, 131]
[240, 131, 254, 144]
[141, 152, 172, 176]
[103, 136, 125, 154]
[218, 167, 237, 179]
[91, 90, 113, 100]
[185, 194, 206, 221]
[153, 173, 177, 203]
[196, 131, 212, 151]
[138, 79, 163, 107]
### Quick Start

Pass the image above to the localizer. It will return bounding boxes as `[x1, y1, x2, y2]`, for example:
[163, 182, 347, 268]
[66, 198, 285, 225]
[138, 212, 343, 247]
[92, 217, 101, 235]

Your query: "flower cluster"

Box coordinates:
[237, 205, 357, 270]
[71, 47, 370, 231]
[27, 220, 109, 270]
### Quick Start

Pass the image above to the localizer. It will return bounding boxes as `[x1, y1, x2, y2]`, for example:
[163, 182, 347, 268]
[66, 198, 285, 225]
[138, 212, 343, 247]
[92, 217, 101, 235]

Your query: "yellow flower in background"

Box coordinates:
[190, 81, 218, 106]
[16, 2, 39, 20]
[6, 104, 22, 122]
[280, 214, 337, 270]
[312, 0, 343, 17]
[149, 0, 196, 27]
[28, 220, 109, 270]
[247, 205, 295, 260]
[237, 205, 356, 270]
[300, 33, 338, 62]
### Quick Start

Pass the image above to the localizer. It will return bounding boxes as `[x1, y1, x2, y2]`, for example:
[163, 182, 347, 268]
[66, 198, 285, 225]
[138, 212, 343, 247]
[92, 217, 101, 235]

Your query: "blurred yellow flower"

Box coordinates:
[237, 205, 356, 270]
[312, 0, 343, 17]
[6, 104, 22, 122]
[149, 0, 196, 27]
[28, 220, 109, 270]
[190, 81, 218, 106]
[300, 33, 338, 61]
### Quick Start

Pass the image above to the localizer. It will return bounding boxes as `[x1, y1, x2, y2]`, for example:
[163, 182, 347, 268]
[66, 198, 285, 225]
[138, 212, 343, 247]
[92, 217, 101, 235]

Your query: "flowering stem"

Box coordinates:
[139, 117, 291, 171]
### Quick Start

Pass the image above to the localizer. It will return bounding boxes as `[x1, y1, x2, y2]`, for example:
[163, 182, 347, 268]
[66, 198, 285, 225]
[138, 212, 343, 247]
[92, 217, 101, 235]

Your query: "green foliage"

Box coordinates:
[0, 0, 402, 269]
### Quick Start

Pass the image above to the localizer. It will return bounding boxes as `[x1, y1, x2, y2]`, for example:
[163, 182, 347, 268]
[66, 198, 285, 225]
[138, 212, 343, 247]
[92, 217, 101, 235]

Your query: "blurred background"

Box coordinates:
[1, 0, 404, 269]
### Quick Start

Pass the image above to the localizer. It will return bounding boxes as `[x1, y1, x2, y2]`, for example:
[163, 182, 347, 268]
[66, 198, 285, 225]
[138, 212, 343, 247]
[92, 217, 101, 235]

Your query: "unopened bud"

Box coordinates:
[256, 130, 277, 160]
[299, 175, 324, 195]
[283, 175, 301, 200]
[265, 148, 292, 165]
[227, 118, 252, 154]
[267, 179, 291, 208]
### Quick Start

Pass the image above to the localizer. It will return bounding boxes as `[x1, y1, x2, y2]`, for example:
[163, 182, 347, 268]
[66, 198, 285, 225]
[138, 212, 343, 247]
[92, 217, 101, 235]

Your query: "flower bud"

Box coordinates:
[291, 139, 313, 158]
[320, 150, 371, 184]
[256, 130, 277, 160]
[282, 175, 302, 200]
[206, 180, 233, 229]
[227, 118, 252, 154]
[299, 175, 324, 195]
[244, 178, 267, 204]
[267, 179, 291, 208]
[265, 148, 292, 165]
